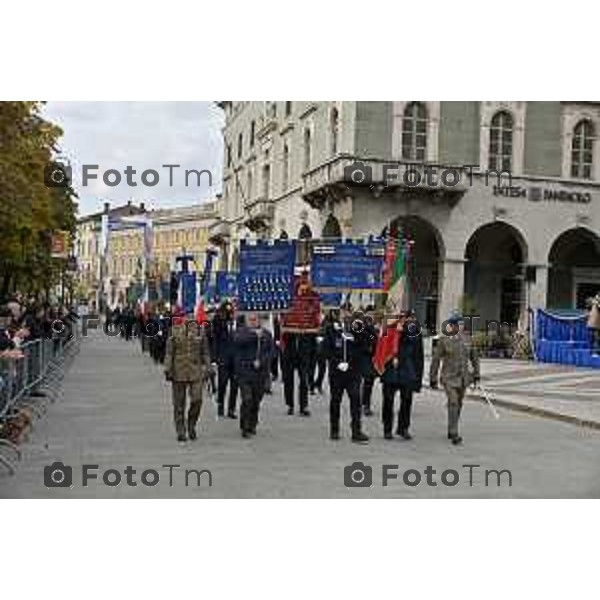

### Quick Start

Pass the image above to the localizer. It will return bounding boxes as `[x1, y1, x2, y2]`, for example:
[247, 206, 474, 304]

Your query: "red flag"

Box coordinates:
[373, 323, 402, 375]
[195, 300, 207, 325]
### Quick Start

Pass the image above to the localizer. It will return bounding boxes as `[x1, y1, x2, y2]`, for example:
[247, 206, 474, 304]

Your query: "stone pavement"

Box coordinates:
[1, 330, 600, 498]
[473, 358, 600, 427]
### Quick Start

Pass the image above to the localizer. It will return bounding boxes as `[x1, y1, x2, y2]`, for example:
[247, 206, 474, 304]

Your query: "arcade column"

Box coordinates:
[437, 257, 465, 333]
[525, 263, 548, 326]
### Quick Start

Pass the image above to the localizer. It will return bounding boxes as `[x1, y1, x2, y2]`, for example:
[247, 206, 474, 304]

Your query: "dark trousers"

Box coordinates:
[361, 374, 375, 409]
[239, 381, 264, 433]
[382, 384, 413, 435]
[156, 338, 166, 364]
[172, 381, 203, 437]
[271, 347, 280, 380]
[282, 356, 309, 410]
[329, 372, 362, 435]
[217, 358, 238, 414]
[309, 355, 326, 392]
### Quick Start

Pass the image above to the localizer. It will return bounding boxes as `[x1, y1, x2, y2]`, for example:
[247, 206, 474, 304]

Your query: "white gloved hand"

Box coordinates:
[337, 361, 349, 372]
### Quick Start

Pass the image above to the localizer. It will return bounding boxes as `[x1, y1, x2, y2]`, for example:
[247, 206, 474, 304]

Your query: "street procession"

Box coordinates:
[102, 228, 480, 446]
[5, 8, 600, 600]
[2, 99, 600, 499]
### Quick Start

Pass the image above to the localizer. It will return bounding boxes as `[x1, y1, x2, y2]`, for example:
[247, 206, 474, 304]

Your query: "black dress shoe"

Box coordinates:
[451, 436, 463, 445]
[287, 407, 294, 415]
[241, 430, 251, 438]
[351, 432, 369, 444]
[177, 434, 187, 442]
[448, 432, 454, 440]
[400, 430, 413, 440]
[227, 412, 237, 419]
[299, 409, 311, 417]
[188, 429, 197, 441]
[384, 431, 394, 440]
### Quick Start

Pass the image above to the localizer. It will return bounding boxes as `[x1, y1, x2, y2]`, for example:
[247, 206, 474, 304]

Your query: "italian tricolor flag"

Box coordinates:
[373, 235, 408, 374]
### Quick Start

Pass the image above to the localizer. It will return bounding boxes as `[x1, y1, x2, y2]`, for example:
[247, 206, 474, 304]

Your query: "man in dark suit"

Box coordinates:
[233, 313, 275, 438]
[281, 331, 315, 416]
[211, 301, 239, 418]
[380, 310, 424, 440]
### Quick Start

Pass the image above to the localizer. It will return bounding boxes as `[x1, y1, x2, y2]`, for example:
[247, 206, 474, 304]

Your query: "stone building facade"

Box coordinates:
[217, 101, 600, 331]
[75, 200, 218, 307]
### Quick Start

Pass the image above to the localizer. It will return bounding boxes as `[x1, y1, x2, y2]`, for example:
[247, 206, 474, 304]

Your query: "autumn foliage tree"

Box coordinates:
[0, 101, 77, 299]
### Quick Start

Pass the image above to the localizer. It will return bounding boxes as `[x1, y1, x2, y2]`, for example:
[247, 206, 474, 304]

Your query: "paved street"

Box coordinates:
[477, 359, 600, 424]
[1, 330, 600, 498]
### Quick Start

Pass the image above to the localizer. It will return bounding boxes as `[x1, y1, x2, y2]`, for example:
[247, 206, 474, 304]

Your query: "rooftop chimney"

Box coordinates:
[103, 202, 110, 214]
[140, 202, 145, 211]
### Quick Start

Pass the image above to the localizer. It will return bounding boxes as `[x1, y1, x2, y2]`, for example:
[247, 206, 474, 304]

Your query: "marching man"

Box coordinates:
[233, 312, 275, 438]
[322, 305, 370, 444]
[164, 308, 212, 442]
[429, 315, 480, 445]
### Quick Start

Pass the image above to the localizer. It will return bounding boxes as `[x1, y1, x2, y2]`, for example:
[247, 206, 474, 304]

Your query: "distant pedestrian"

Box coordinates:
[586, 294, 600, 355]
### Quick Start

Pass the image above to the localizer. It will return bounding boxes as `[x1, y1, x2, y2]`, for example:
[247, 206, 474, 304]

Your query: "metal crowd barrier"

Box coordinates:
[0, 320, 81, 475]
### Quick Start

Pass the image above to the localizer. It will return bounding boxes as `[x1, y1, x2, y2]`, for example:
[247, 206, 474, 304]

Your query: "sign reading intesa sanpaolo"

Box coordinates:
[493, 185, 592, 204]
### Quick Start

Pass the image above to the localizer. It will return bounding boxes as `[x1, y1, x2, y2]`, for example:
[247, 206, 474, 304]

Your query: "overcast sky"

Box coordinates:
[43, 101, 224, 216]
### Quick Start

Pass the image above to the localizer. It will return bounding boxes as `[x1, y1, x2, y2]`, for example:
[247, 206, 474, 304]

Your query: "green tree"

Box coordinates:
[0, 101, 78, 299]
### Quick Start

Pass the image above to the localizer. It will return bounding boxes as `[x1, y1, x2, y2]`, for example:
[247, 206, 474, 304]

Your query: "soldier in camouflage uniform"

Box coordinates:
[164, 314, 211, 442]
[429, 315, 480, 445]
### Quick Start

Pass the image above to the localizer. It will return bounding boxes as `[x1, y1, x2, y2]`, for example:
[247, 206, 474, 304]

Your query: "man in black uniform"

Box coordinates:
[322, 307, 369, 443]
[358, 307, 378, 416]
[233, 313, 275, 438]
[281, 331, 314, 416]
[211, 301, 239, 418]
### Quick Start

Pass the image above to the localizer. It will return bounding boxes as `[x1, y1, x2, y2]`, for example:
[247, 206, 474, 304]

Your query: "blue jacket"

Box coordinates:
[381, 331, 424, 391]
[233, 325, 274, 385]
